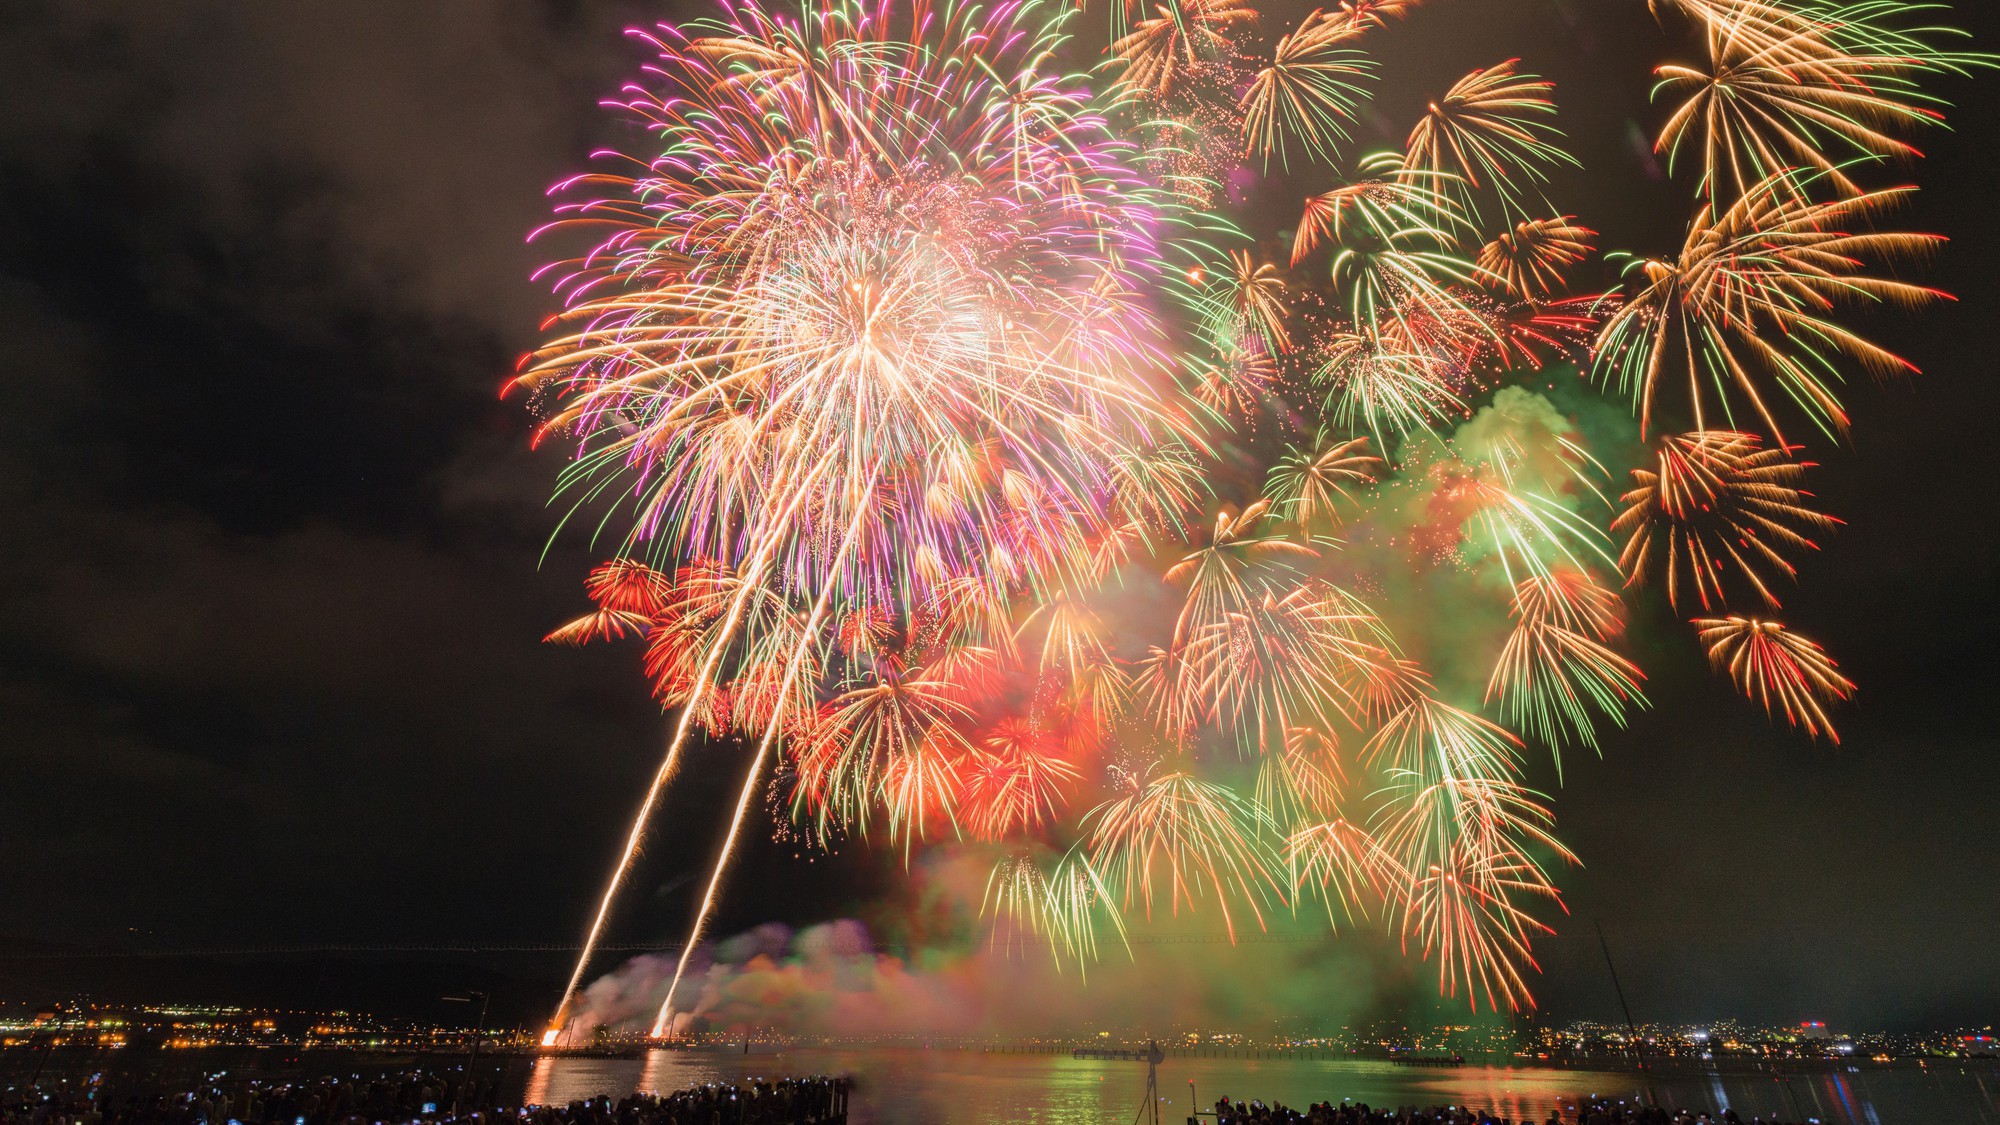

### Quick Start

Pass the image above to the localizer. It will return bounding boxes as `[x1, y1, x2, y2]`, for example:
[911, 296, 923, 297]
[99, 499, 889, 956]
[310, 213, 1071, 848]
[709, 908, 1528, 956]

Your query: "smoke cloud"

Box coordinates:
[559, 853, 1474, 1041]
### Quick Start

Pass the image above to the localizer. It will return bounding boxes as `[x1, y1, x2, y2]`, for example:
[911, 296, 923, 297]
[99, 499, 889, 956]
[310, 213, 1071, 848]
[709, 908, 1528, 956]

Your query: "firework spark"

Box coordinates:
[1613, 430, 1838, 611]
[1404, 61, 1576, 218]
[1695, 616, 1857, 742]
[1590, 176, 1945, 443]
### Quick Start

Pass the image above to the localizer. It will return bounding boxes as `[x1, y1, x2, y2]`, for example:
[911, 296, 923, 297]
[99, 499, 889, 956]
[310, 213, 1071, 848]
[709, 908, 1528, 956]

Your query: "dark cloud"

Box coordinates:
[0, 0, 699, 969]
[0, 0, 1996, 1033]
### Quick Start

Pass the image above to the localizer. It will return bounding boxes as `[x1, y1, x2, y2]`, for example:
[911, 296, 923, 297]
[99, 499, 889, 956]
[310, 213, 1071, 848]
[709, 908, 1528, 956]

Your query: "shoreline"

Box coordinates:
[11, 1041, 1997, 1075]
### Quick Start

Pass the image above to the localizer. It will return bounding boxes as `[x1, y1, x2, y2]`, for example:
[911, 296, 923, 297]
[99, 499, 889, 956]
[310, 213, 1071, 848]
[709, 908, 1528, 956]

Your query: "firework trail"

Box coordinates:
[1613, 430, 1838, 612]
[1590, 175, 1946, 444]
[1487, 571, 1647, 762]
[1694, 616, 1856, 742]
[651, 470, 883, 1035]
[521, 0, 1979, 1030]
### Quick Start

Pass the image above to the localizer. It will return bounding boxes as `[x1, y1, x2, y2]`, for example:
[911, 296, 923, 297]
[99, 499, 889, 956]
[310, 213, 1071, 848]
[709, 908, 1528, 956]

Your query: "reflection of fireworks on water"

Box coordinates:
[519, 0, 1984, 1034]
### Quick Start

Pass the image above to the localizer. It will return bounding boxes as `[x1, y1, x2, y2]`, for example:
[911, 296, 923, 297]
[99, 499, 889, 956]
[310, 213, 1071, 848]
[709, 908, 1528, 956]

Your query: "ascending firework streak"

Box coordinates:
[541, 453, 837, 1038]
[651, 471, 882, 1037]
[521, 0, 1982, 1030]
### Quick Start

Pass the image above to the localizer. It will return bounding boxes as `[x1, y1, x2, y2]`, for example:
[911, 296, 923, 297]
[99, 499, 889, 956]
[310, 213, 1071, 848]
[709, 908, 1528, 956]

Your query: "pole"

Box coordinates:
[443, 992, 490, 1110]
[1594, 921, 1639, 1062]
[27, 1013, 64, 1087]
[470, 992, 490, 1072]
[1147, 1039, 1163, 1125]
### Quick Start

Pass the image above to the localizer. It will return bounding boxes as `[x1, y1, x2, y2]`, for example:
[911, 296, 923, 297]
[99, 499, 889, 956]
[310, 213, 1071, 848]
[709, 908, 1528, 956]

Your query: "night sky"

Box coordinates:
[3, 0, 1997, 1031]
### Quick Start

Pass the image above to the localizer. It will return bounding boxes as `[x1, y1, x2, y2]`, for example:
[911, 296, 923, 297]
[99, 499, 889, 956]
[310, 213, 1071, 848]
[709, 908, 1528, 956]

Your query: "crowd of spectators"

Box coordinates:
[1206, 1095, 1823, 1125]
[1, 1071, 848, 1125]
[1, 1067, 1837, 1125]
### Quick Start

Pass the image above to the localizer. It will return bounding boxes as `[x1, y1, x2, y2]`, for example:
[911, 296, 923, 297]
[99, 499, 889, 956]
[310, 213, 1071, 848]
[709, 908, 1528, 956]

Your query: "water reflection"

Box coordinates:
[517, 1049, 2000, 1125]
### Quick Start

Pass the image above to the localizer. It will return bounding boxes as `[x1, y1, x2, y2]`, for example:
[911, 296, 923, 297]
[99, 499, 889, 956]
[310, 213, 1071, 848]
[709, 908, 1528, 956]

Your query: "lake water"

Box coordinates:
[519, 1048, 2000, 1125]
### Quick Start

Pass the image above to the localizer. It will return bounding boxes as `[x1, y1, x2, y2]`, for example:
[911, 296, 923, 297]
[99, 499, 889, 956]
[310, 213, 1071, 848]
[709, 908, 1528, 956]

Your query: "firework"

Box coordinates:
[1403, 61, 1576, 217]
[1109, 0, 1257, 102]
[1590, 175, 1945, 444]
[1203, 249, 1295, 355]
[1081, 761, 1286, 939]
[1487, 572, 1648, 760]
[1366, 695, 1572, 1010]
[1694, 616, 1857, 741]
[1175, 583, 1391, 759]
[1240, 9, 1375, 167]
[1192, 345, 1280, 419]
[1651, 0, 1990, 199]
[1333, 0, 1424, 27]
[985, 850, 1127, 967]
[649, 461, 896, 1034]
[1161, 501, 1319, 649]
[1656, 23, 1931, 200]
[1401, 836, 1561, 1010]
[1141, 501, 1376, 756]
[1476, 217, 1596, 300]
[959, 720, 1087, 842]
[524, 0, 1193, 596]
[1019, 593, 1128, 733]
[1255, 727, 1349, 831]
[1477, 295, 1610, 371]
[1311, 328, 1467, 440]
[1613, 431, 1838, 611]
[522, 0, 1196, 1032]
[1293, 154, 1484, 335]
[1286, 814, 1400, 923]
[1264, 431, 1382, 526]
[1433, 433, 1619, 591]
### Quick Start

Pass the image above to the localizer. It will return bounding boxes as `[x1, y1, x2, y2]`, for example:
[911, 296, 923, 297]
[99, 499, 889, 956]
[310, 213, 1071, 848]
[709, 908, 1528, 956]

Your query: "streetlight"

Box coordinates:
[441, 991, 491, 1108]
